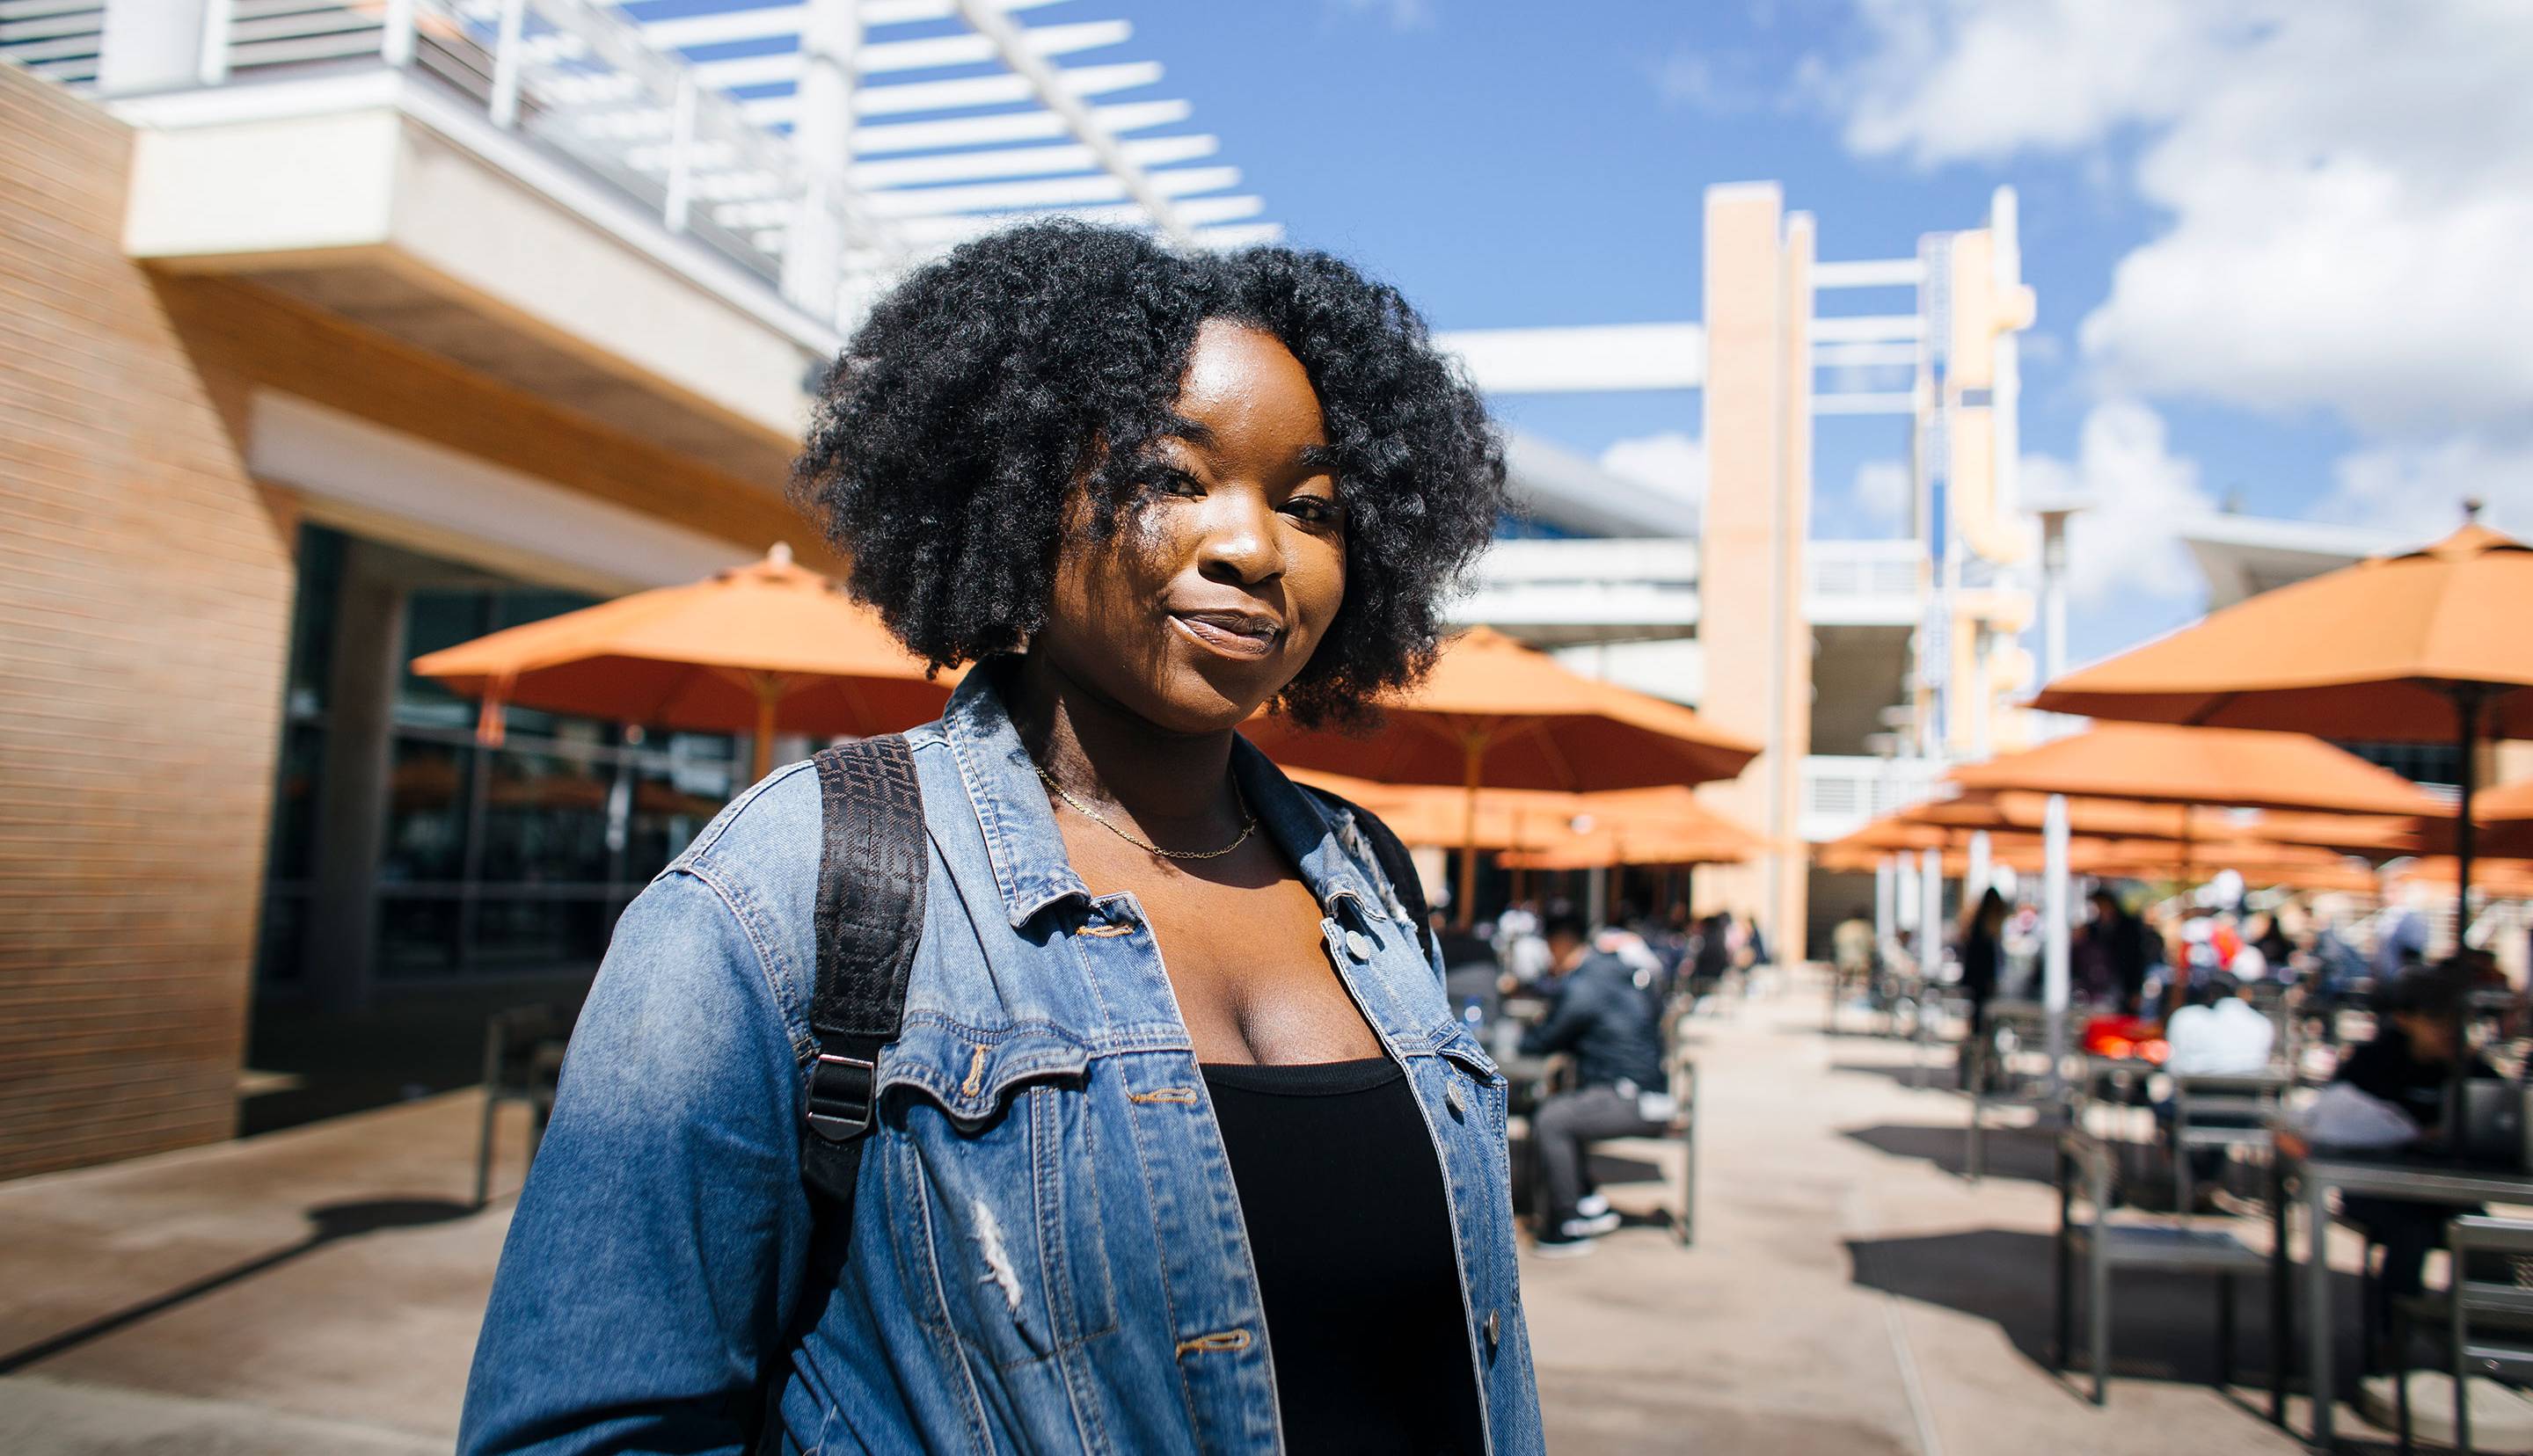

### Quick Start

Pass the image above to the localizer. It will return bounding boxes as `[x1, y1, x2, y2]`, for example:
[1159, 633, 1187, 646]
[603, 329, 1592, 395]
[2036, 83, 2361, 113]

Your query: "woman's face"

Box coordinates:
[1036, 319, 1347, 733]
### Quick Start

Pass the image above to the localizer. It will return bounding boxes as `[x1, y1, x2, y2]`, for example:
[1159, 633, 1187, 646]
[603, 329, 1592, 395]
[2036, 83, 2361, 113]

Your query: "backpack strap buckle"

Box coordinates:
[805, 1047, 880, 1142]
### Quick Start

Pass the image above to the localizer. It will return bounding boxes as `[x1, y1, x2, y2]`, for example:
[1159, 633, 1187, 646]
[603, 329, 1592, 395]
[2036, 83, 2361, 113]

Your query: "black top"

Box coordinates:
[1519, 950, 1666, 1091]
[1201, 1058, 1485, 1455]
[2336, 1027, 2496, 1133]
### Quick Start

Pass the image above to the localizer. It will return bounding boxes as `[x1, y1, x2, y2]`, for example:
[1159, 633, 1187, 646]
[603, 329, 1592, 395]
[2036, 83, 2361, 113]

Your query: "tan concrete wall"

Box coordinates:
[0, 65, 293, 1179]
[1693, 186, 1814, 963]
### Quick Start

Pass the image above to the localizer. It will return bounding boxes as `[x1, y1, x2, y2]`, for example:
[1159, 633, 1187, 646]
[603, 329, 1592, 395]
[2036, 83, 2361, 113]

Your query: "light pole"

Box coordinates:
[2025, 494, 2089, 1097]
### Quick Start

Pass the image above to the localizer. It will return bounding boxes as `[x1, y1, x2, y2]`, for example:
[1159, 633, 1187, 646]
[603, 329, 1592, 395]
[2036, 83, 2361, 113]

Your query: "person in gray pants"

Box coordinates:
[1523, 912, 1670, 1256]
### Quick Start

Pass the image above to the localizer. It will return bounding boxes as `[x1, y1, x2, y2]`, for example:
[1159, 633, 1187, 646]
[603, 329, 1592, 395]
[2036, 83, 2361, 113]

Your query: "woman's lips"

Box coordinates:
[1170, 612, 1282, 661]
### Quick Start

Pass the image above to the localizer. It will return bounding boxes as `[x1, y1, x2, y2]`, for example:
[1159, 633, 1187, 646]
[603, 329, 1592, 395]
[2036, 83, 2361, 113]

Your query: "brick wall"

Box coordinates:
[0, 65, 295, 1178]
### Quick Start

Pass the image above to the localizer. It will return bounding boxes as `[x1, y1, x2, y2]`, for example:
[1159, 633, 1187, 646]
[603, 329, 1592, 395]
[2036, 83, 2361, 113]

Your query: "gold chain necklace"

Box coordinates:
[1032, 762, 1259, 861]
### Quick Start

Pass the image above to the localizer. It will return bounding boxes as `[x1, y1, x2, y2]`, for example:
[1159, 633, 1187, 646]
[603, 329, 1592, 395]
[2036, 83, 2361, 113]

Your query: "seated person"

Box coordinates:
[1521, 912, 1670, 1257]
[2156, 973, 2274, 1201]
[2304, 966, 2500, 1338]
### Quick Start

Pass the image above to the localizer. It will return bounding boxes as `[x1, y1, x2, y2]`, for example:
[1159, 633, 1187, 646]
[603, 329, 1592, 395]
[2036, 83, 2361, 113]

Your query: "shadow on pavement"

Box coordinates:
[1828, 1059, 1964, 1094]
[0, 1198, 477, 1375]
[1850, 1227, 2371, 1402]
[1841, 1121, 2059, 1185]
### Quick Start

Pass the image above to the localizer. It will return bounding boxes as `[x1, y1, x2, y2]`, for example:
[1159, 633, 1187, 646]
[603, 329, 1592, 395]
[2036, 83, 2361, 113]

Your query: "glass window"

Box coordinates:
[479, 747, 615, 884]
[397, 588, 492, 732]
[376, 894, 464, 977]
[624, 758, 734, 882]
[470, 894, 615, 972]
[381, 738, 476, 885]
[265, 724, 326, 885]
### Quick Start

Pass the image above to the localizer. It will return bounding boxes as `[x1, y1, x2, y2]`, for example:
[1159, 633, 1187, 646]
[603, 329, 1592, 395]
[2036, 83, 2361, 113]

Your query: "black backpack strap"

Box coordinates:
[800, 735, 927, 1209]
[1300, 784, 1436, 966]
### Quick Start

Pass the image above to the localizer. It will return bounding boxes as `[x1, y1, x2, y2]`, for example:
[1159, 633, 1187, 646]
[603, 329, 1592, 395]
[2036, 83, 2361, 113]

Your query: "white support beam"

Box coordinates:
[951, 0, 1194, 244]
[1435, 323, 1706, 395]
[1813, 258, 1923, 289]
[1811, 314, 1923, 343]
[1812, 342, 1920, 369]
[1813, 392, 1917, 415]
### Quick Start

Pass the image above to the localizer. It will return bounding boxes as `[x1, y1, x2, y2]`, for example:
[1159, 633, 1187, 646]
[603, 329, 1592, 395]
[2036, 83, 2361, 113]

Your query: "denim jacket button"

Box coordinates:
[1445, 1081, 1466, 1117]
[1343, 929, 1372, 960]
[1485, 1308, 1500, 1351]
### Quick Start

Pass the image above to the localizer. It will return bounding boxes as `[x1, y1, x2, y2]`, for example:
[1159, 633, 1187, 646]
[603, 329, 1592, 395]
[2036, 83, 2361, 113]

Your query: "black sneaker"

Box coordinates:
[1532, 1231, 1596, 1259]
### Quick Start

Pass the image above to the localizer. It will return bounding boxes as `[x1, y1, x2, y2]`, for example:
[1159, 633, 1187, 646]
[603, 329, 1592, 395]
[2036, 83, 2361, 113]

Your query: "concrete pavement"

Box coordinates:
[0, 980, 2363, 1453]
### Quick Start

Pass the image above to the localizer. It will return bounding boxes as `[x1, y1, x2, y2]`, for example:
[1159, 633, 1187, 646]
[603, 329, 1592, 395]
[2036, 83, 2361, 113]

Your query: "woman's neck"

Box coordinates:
[1007, 653, 1244, 833]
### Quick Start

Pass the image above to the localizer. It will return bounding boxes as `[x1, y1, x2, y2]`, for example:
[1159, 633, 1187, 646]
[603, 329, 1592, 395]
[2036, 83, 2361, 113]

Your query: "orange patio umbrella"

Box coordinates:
[1912, 790, 2429, 858]
[1947, 724, 2448, 819]
[1246, 626, 1760, 924]
[411, 544, 953, 780]
[2031, 511, 2533, 908]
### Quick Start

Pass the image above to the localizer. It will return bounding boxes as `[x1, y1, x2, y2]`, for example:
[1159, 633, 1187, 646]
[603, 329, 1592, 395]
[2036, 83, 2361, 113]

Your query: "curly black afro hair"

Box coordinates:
[788, 220, 1505, 728]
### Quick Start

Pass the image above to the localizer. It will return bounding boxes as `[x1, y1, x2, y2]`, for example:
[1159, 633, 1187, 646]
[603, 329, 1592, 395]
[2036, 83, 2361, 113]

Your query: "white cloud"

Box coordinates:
[1850, 459, 1911, 528]
[2323, 433, 2533, 538]
[1598, 431, 1706, 508]
[2020, 400, 2214, 608]
[1824, 0, 2533, 441]
[1325, 0, 1434, 32]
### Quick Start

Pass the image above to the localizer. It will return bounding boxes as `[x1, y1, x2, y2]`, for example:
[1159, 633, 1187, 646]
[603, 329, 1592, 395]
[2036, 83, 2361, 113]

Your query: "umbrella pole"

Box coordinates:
[2445, 684, 2488, 1154]
[1456, 739, 1483, 930]
[750, 673, 784, 783]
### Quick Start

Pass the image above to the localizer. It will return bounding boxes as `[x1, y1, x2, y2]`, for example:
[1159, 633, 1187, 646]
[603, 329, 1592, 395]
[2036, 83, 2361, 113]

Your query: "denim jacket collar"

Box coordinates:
[938, 662, 1390, 931]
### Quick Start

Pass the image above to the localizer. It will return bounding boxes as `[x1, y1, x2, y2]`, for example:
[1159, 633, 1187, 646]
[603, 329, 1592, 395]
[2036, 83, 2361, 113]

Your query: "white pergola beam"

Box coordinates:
[685, 19, 1128, 88]
[1435, 323, 1706, 395]
[951, 0, 1193, 244]
[850, 98, 1187, 155]
[850, 134, 1215, 188]
[869, 164, 1237, 217]
[639, 0, 1066, 50]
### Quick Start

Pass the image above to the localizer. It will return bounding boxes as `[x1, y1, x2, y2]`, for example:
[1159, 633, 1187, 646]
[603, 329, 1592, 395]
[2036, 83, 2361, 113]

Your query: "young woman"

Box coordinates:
[459, 223, 1539, 1454]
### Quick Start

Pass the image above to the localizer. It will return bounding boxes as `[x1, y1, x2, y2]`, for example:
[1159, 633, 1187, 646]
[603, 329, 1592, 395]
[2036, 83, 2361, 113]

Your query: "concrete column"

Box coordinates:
[1696, 185, 1815, 967]
[1921, 846, 1945, 976]
[782, 0, 860, 320]
[303, 543, 405, 1014]
[1967, 828, 1991, 899]
[1874, 854, 1895, 949]
[2043, 792, 2072, 1084]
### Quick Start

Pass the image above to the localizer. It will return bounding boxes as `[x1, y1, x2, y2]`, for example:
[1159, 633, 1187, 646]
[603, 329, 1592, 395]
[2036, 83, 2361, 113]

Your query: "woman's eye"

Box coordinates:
[1284, 495, 1343, 527]
[1155, 469, 1205, 497]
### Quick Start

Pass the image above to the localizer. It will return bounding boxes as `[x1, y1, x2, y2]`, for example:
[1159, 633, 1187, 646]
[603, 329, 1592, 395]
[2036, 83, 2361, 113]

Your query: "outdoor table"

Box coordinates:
[2276, 1147, 2533, 1448]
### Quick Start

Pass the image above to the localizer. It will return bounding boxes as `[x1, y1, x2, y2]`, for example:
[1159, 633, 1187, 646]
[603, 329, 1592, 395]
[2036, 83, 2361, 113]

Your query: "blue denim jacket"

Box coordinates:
[460, 669, 1544, 1454]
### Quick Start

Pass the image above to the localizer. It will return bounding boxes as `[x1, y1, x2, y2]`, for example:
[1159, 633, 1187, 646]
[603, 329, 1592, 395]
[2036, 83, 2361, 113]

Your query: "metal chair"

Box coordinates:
[2054, 1128, 2269, 1404]
[2394, 1215, 2533, 1456]
[2170, 1071, 2291, 1219]
[474, 1001, 579, 1209]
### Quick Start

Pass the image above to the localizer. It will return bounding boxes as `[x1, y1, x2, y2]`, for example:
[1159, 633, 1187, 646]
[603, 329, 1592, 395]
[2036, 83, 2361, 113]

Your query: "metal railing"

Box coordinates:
[0, 1, 106, 85]
[1800, 753, 1945, 838]
[1807, 540, 1923, 601]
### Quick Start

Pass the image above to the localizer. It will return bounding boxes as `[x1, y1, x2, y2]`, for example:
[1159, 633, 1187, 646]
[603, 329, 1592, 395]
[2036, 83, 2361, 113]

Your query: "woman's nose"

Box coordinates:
[1194, 489, 1282, 584]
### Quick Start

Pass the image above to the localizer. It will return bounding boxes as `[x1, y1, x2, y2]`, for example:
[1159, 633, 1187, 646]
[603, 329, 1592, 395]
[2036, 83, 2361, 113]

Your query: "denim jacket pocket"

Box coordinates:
[877, 1019, 1120, 1371]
